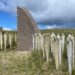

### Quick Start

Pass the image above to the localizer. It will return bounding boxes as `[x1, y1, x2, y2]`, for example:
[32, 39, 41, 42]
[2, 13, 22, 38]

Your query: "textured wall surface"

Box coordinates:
[17, 7, 39, 50]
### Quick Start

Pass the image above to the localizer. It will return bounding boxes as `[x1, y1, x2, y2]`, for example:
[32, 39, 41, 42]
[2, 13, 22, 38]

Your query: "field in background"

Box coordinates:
[0, 29, 75, 75]
[41, 29, 75, 33]
[41, 29, 75, 36]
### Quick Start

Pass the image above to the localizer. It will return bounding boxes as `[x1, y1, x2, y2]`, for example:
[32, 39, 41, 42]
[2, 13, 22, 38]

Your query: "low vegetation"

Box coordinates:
[0, 29, 75, 75]
[41, 29, 75, 36]
[0, 50, 75, 75]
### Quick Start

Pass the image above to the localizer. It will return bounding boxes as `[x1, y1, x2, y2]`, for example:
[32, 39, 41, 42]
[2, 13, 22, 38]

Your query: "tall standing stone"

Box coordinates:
[44, 35, 50, 63]
[17, 7, 40, 50]
[4, 33, 7, 51]
[8, 33, 13, 49]
[51, 34, 59, 69]
[0, 32, 3, 50]
[57, 34, 62, 65]
[67, 35, 73, 75]
[61, 33, 65, 54]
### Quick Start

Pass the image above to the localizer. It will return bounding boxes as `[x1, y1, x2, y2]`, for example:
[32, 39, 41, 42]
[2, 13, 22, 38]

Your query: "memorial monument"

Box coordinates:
[17, 7, 40, 50]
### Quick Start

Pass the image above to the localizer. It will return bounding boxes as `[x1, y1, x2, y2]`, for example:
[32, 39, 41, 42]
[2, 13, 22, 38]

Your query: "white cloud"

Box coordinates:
[0, 0, 17, 14]
[46, 24, 60, 29]
[0, 0, 75, 26]
[3, 27, 12, 31]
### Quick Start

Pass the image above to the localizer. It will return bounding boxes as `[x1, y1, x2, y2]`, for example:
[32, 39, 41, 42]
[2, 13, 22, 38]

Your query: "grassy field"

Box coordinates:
[0, 50, 31, 75]
[0, 50, 75, 75]
[0, 29, 75, 75]
[41, 29, 75, 36]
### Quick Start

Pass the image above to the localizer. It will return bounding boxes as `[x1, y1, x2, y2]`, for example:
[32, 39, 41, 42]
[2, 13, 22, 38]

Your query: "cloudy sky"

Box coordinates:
[0, 0, 75, 30]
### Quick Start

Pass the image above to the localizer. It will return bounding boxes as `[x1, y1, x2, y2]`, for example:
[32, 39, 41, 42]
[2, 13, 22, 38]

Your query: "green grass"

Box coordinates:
[41, 29, 75, 36]
[0, 29, 75, 75]
[0, 50, 31, 75]
[0, 50, 75, 75]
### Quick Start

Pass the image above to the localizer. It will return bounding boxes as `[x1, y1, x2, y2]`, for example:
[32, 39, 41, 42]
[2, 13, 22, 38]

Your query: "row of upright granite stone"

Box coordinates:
[0, 30, 17, 50]
[32, 32, 75, 75]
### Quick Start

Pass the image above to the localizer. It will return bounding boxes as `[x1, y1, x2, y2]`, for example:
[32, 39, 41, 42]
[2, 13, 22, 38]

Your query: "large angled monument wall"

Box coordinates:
[17, 7, 40, 50]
